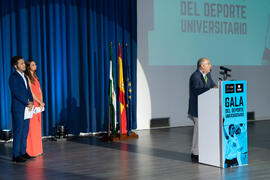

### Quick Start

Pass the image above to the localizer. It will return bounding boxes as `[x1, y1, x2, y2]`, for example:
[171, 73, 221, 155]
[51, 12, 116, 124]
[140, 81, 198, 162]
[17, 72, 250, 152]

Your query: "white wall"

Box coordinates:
[137, 0, 270, 130]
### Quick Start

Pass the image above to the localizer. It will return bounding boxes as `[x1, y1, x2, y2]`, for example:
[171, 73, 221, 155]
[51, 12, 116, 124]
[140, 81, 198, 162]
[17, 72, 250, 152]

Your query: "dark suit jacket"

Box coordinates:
[188, 69, 216, 117]
[9, 71, 33, 112]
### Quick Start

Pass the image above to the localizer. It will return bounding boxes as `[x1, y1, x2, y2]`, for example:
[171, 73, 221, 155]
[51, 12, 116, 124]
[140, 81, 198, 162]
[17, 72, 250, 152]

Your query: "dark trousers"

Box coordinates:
[12, 111, 30, 158]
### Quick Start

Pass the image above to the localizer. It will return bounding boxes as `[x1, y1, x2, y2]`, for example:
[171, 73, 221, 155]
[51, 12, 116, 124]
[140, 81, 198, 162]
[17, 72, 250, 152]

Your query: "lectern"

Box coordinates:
[198, 81, 248, 168]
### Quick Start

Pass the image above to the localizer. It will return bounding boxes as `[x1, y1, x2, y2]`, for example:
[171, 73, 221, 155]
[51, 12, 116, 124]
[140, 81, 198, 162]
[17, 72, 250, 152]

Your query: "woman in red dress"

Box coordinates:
[25, 60, 45, 157]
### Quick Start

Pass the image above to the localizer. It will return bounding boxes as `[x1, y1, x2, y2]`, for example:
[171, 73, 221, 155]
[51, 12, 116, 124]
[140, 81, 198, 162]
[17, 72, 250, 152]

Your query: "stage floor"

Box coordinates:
[0, 120, 270, 180]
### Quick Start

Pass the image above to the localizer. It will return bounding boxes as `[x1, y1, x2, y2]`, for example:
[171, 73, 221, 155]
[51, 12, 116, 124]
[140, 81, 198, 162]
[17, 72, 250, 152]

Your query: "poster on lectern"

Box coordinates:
[222, 81, 248, 168]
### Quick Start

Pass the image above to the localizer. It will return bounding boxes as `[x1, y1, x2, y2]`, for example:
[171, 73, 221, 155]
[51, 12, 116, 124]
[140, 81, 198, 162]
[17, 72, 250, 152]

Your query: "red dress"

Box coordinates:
[26, 76, 43, 156]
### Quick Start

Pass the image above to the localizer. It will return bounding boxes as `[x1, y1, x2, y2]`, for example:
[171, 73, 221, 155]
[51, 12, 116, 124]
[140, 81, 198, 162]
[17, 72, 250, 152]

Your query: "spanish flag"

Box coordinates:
[118, 43, 127, 135]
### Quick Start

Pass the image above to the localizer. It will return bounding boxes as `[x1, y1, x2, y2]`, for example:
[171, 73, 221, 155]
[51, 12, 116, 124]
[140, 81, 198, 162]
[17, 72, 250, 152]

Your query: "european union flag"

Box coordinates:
[124, 43, 132, 135]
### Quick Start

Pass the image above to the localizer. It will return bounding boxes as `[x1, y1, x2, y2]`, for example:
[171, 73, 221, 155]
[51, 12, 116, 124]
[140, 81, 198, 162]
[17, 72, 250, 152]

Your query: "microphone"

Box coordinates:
[220, 66, 231, 72]
[219, 66, 232, 81]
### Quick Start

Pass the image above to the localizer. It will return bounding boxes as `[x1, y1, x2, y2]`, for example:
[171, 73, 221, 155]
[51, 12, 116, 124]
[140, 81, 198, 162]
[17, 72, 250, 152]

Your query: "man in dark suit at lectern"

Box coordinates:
[9, 56, 33, 163]
[188, 57, 217, 162]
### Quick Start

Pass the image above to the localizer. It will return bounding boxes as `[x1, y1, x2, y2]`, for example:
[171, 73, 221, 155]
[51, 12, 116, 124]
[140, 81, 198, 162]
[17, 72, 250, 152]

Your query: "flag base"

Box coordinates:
[100, 132, 139, 142]
[119, 132, 139, 140]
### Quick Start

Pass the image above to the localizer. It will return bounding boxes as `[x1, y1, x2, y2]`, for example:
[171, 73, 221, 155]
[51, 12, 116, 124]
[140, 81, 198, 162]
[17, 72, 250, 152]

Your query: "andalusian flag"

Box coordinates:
[109, 42, 117, 135]
[118, 43, 127, 135]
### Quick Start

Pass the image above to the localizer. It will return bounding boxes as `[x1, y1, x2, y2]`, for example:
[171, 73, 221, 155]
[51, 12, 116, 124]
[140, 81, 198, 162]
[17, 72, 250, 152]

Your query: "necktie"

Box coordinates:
[204, 75, 208, 84]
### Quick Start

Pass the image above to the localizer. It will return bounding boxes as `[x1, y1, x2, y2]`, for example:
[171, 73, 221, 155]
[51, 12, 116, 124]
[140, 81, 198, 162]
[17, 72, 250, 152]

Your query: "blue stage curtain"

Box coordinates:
[0, 0, 137, 136]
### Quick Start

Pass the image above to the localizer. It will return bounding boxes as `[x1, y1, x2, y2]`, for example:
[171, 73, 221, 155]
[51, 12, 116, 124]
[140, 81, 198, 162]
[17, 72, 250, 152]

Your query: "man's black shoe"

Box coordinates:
[22, 153, 34, 159]
[12, 156, 27, 163]
[191, 153, 199, 163]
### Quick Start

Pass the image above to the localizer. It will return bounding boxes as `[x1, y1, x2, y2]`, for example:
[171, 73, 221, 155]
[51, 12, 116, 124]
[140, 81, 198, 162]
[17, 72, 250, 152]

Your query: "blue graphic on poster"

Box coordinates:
[222, 81, 247, 168]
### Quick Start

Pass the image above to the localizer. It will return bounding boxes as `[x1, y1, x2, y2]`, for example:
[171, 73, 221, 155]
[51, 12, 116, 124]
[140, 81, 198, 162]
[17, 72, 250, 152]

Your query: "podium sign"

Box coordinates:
[221, 81, 248, 168]
[198, 80, 248, 168]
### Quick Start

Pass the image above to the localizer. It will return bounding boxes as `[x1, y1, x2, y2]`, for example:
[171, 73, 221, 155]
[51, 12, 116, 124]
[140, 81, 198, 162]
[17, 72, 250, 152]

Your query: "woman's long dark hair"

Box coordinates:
[25, 59, 39, 85]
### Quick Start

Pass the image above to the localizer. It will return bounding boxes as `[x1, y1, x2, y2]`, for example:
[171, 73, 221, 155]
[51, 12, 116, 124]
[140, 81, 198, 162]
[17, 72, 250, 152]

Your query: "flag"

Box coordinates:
[109, 42, 117, 135]
[118, 43, 127, 135]
[124, 43, 132, 135]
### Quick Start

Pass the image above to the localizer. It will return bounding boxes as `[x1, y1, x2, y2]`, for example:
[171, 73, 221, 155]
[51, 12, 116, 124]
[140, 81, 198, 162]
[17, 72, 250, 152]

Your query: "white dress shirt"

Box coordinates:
[199, 69, 206, 79]
[16, 70, 28, 89]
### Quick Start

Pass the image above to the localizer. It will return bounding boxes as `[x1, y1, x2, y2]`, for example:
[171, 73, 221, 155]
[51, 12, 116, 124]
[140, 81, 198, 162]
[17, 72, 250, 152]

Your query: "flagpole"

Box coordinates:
[108, 42, 112, 137]
[125, 43, 131, 135]
[108, 105, 111, 137]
